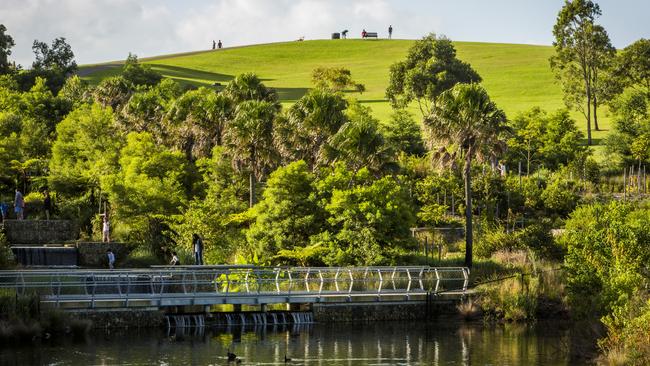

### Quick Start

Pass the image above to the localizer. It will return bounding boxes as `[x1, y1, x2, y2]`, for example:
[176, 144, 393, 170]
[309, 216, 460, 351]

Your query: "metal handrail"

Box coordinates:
[0, 266, 469, 308]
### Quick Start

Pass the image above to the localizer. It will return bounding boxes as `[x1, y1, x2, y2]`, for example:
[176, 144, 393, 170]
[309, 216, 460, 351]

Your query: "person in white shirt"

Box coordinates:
[102, 214, 110, 243]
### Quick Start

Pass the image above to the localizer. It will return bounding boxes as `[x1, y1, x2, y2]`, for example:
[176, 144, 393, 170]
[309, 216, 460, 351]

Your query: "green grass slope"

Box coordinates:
[79, 39, 612, 145]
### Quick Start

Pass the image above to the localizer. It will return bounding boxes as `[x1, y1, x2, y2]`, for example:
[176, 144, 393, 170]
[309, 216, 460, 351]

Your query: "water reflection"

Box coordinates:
[0, 320, 589, 365]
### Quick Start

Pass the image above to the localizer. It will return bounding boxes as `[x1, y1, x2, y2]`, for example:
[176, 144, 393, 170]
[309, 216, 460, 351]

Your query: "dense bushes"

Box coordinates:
[561, 201, 650, 362]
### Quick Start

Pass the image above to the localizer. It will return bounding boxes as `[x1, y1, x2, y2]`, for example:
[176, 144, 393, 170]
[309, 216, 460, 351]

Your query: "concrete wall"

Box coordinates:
[312, 301, 458, 322]
[76, 242, 130, 268]
[2, 220, 76, 244]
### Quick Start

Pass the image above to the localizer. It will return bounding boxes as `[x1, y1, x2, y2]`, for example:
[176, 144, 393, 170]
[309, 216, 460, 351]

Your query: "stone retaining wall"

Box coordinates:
[70, 308, 166, 329]
[312, 301, 459, 322]
[2, 219, 76, 244]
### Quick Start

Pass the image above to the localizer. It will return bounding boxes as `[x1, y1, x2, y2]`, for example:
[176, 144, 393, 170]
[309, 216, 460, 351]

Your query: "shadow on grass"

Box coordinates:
[151, 64, 234, 83]
[273, 87, 310, 101]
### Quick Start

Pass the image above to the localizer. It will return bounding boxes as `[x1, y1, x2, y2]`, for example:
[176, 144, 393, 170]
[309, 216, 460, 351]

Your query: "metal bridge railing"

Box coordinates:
[0, 266, 469, 308]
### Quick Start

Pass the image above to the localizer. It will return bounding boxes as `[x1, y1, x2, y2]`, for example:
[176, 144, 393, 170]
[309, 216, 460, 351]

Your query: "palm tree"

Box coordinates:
[278, 89, 348, 168]
[167, 88, 233, 160]
[224, 100, 277, 207]
[224, 72, 279, 106]
[425, 83, 507, 268]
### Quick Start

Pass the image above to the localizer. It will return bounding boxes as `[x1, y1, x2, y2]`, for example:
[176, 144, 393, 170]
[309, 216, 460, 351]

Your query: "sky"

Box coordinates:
[1, 0, 649, 66]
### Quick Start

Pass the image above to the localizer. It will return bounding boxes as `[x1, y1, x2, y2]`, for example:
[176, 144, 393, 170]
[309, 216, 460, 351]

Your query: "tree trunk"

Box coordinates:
[463, 153, 473, 269]
[586, 87, 592, 145]
[593, 94, 599, 131]
[249, 172, 256, 208]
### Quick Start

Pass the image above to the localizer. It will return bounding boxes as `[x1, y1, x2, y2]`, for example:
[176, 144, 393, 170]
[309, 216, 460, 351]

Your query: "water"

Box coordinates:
[0, 320, 593, 365]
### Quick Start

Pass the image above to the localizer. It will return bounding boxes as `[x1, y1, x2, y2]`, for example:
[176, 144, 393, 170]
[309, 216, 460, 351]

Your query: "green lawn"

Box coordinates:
[79, 39, 613, 154]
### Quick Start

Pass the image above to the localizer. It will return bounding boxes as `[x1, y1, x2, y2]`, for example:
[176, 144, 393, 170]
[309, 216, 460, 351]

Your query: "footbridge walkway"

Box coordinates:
[0, 266, 469, 310]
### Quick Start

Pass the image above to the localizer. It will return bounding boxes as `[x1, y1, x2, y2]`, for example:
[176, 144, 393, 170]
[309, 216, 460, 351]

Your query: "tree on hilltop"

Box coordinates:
[550, 0, 615, 145]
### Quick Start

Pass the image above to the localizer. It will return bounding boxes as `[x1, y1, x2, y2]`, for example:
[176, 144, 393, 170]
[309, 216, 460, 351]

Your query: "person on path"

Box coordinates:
[218, 40, 223, 49]
[212, 40, 216, 50]
[361, 29, 367, 39]
[341, 30, 348, 39]
[193, 233, 204, 265]
[170, 251, 180, 266]
[106, 249, 115, 269]
[388, 25, 393, 39]
[0, 202, 8, 221]
[102, 214, 110, 243]
[43, 189, 52, 220]
[14, 189, 24, 220]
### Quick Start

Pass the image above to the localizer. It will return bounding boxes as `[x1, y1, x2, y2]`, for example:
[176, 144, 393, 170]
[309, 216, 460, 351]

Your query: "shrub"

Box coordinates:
[0, 231, 15, 269]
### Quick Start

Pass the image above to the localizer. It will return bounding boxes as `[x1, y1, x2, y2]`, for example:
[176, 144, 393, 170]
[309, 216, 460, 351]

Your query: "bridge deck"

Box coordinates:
[0, 266, 469, 310]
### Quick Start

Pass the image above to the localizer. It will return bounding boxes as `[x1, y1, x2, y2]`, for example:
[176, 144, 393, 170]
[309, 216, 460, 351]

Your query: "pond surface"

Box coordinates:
[1, 320, 594, 365]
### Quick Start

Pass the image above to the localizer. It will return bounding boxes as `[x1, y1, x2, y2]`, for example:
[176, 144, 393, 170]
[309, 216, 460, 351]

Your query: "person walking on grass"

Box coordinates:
[193, 233, 204, 265]
[102, 214, 110, 243]
[388, 25, 393, 39]
[106, 248, 115, 269]
[14, 189, 24, 220]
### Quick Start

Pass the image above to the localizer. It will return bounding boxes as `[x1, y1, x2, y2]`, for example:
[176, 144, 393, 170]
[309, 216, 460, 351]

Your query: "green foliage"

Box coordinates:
[247, 161, 325, 263]
[617, 38, 650, 95]
[380, 109, 425, 156]
[32, 37, 77, 75]
[425, 82, 508, 267]
[476, 220, 560, 260]
[386, 33, 481, 116]
[166, 85, 233, 160]
[93, 75, 134, 110]
[0, 231, 15, 269]
[606, 89, 650, 167]
[541, 171, 580, 216]
[277, 88, 347, 168]
[327, 101, 395, 173]
[0, 24, 15, 75]
[49, 103, 121, 194]
[550, 0, 615, 144]
[122, 53, 162, 87]
[102, 132, 187, 229]
[311, 66, 365, 93]
[224, 72, 279, 105]
[561, 202, 650, 318]
[170, 146, 248, 264]
[321, 168, 416, 266]
[414, 171, 462, 225]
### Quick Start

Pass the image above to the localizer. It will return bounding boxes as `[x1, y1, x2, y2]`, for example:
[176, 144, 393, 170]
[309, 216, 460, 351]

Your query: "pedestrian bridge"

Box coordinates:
[0, 266, 469, 310]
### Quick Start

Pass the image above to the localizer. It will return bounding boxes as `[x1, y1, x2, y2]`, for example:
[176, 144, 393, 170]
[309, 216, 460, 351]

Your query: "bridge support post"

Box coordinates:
[260, 304, 267, 313]
[233, 304, 242, 312]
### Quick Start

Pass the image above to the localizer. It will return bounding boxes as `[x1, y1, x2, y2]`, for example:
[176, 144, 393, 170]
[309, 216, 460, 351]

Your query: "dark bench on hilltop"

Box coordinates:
[363, 32, 378, 39]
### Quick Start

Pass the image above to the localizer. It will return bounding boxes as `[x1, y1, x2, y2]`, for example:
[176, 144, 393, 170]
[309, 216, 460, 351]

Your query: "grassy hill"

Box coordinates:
[79, 39, 612, 148]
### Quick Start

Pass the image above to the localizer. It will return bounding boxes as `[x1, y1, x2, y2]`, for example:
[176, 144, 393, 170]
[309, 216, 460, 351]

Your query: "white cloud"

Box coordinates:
[1, 0, 441, 66]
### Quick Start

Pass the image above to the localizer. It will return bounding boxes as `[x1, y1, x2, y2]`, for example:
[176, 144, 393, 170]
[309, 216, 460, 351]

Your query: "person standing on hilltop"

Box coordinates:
[388, 25, 393, 39]
[362, 29, 367, 38]
[212, 40, 216, 50]
[218, 40, 223, 49]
